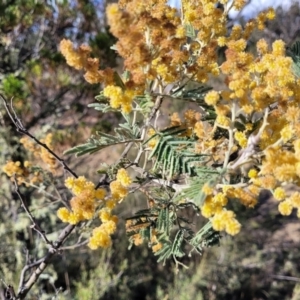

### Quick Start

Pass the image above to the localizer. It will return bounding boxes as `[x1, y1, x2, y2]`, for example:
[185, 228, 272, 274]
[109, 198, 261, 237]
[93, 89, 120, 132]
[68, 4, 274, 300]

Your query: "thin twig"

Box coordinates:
[0, 94, 78, 179]
[223, 101, 237, 168]
[117, 94, 164, 167]
[229, 107, 269, 170]
[271, 275, 300, 283]
[60, 239, 89, 250]
[13, 176, 53, 247]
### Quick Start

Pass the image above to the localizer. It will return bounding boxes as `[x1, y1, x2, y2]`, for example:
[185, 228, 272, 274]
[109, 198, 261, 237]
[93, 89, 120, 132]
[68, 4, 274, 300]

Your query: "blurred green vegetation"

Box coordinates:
[1, 1, 300, 299]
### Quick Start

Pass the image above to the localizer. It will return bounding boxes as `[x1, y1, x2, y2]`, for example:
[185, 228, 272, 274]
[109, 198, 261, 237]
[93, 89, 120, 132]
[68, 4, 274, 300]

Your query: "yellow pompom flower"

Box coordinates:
[266, 8, 276, 20]
[175, 25, 186, 38]
[211, 211, 227, 231]
[24, 161, 32, 168]
[116, 168, 132, 187]
[99, 208, 112, 223]
[101, 220, 117, 235]
[95, 188, 106, 200]
[234, 131, 248, 148]
[103, 85, 135, 113]
[256, 39, 269, 55]
[225, 218, 241, 235]
[217, 36, 227, 47]
[87, 237, 99, 250]
[65, 176, 95, 196]
[110, 181, 128, 200]
[289, 192, 300, 208]
[152, 242, 163, 253]
[106, 198, 118, 210]
[248, 169, 258, 179]
[204, 91, 220, 106]
[272, 40, 286, 57]
[201, 202, 215, 218]
[212, 210, 241, 235]
[216, 115, 230, 128]
[68, 212, 82, 225]
[64, 177, 75, 190]
[278, 200, 293, 216]
[60, 39, 84, 70]
[201, 196, 223, 218]
[213, 193, 228, 206]
[88, 230, 112, 249]
[103, 85, 122, 105]
[202, 184, 214, 196]
[194, 121, 205, 139]
[233, 0, 247, 11]
[106, 3, 119, 17]
[273, 187, 286, 201]
[57, 207, 70, 223]
[280, 125, 293, 143]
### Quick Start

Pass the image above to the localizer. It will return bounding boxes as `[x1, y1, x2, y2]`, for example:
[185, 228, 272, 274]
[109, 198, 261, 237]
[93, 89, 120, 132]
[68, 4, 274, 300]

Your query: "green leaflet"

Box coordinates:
[126, 192, 221, 265]
[147, 126, 210, 179]
[64, 118, 140, 156]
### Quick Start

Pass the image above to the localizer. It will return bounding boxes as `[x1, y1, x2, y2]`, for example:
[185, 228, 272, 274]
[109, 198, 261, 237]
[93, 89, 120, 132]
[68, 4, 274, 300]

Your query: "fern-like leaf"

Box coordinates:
[148, 127, 210, 178]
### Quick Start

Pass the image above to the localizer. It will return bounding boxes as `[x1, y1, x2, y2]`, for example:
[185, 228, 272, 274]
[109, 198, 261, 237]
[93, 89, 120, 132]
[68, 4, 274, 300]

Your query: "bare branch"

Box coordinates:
[16, 224, 75, 299]
[17, 257, 44, 295]
[13, 176, 53, 247]
[60, 239, 89, 250]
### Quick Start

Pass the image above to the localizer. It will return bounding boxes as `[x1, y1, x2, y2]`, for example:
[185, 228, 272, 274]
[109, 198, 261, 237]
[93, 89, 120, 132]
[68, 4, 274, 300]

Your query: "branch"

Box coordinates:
[17, 257, 44, 296]
[271, 274, 300, 283]
[60, 239, 89, 250]
[0, 94, 78, 179]
[16, 224, 75, 299]
[229, 107, 269, 170]
[115, 94, 164, 169]
[0, 94, 80, 298]
[13, 177, 53, 247]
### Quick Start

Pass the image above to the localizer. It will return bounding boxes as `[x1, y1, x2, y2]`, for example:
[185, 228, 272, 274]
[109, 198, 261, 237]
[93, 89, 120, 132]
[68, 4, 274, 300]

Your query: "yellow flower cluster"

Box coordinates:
[211, 209, 241, 236]
[2, 160, 31, 185]
[200, 182, 262, 236]
[215, 10, 289, 131]
[107, 1, 183, 87]
[88, 168, 131, 249]
[204, 91, 220, 106]
[57, 176, 106, 224]
[103, 85, 136, 114]
[60, 39, 114, 85]
[151, 229, 163, 253]
[116, 167, 132, 187]
[20, 134, 57, 174]
[40, 134, 57, 173]
[224, 187, 258, 208]
[272, 190, 300, 218]
[88, 210, 118, 249]
[201, 190, 241, 236]
[248, 145, 300, 218]
[61, 1, 278, 132]
[147, 128, 158, 149]
[2, 157, 44, 186]
[2, 161, 25, 177]
[131, 233, 144, 246]
[234, 131, 248, 148]
[57, 0, 300, 242]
